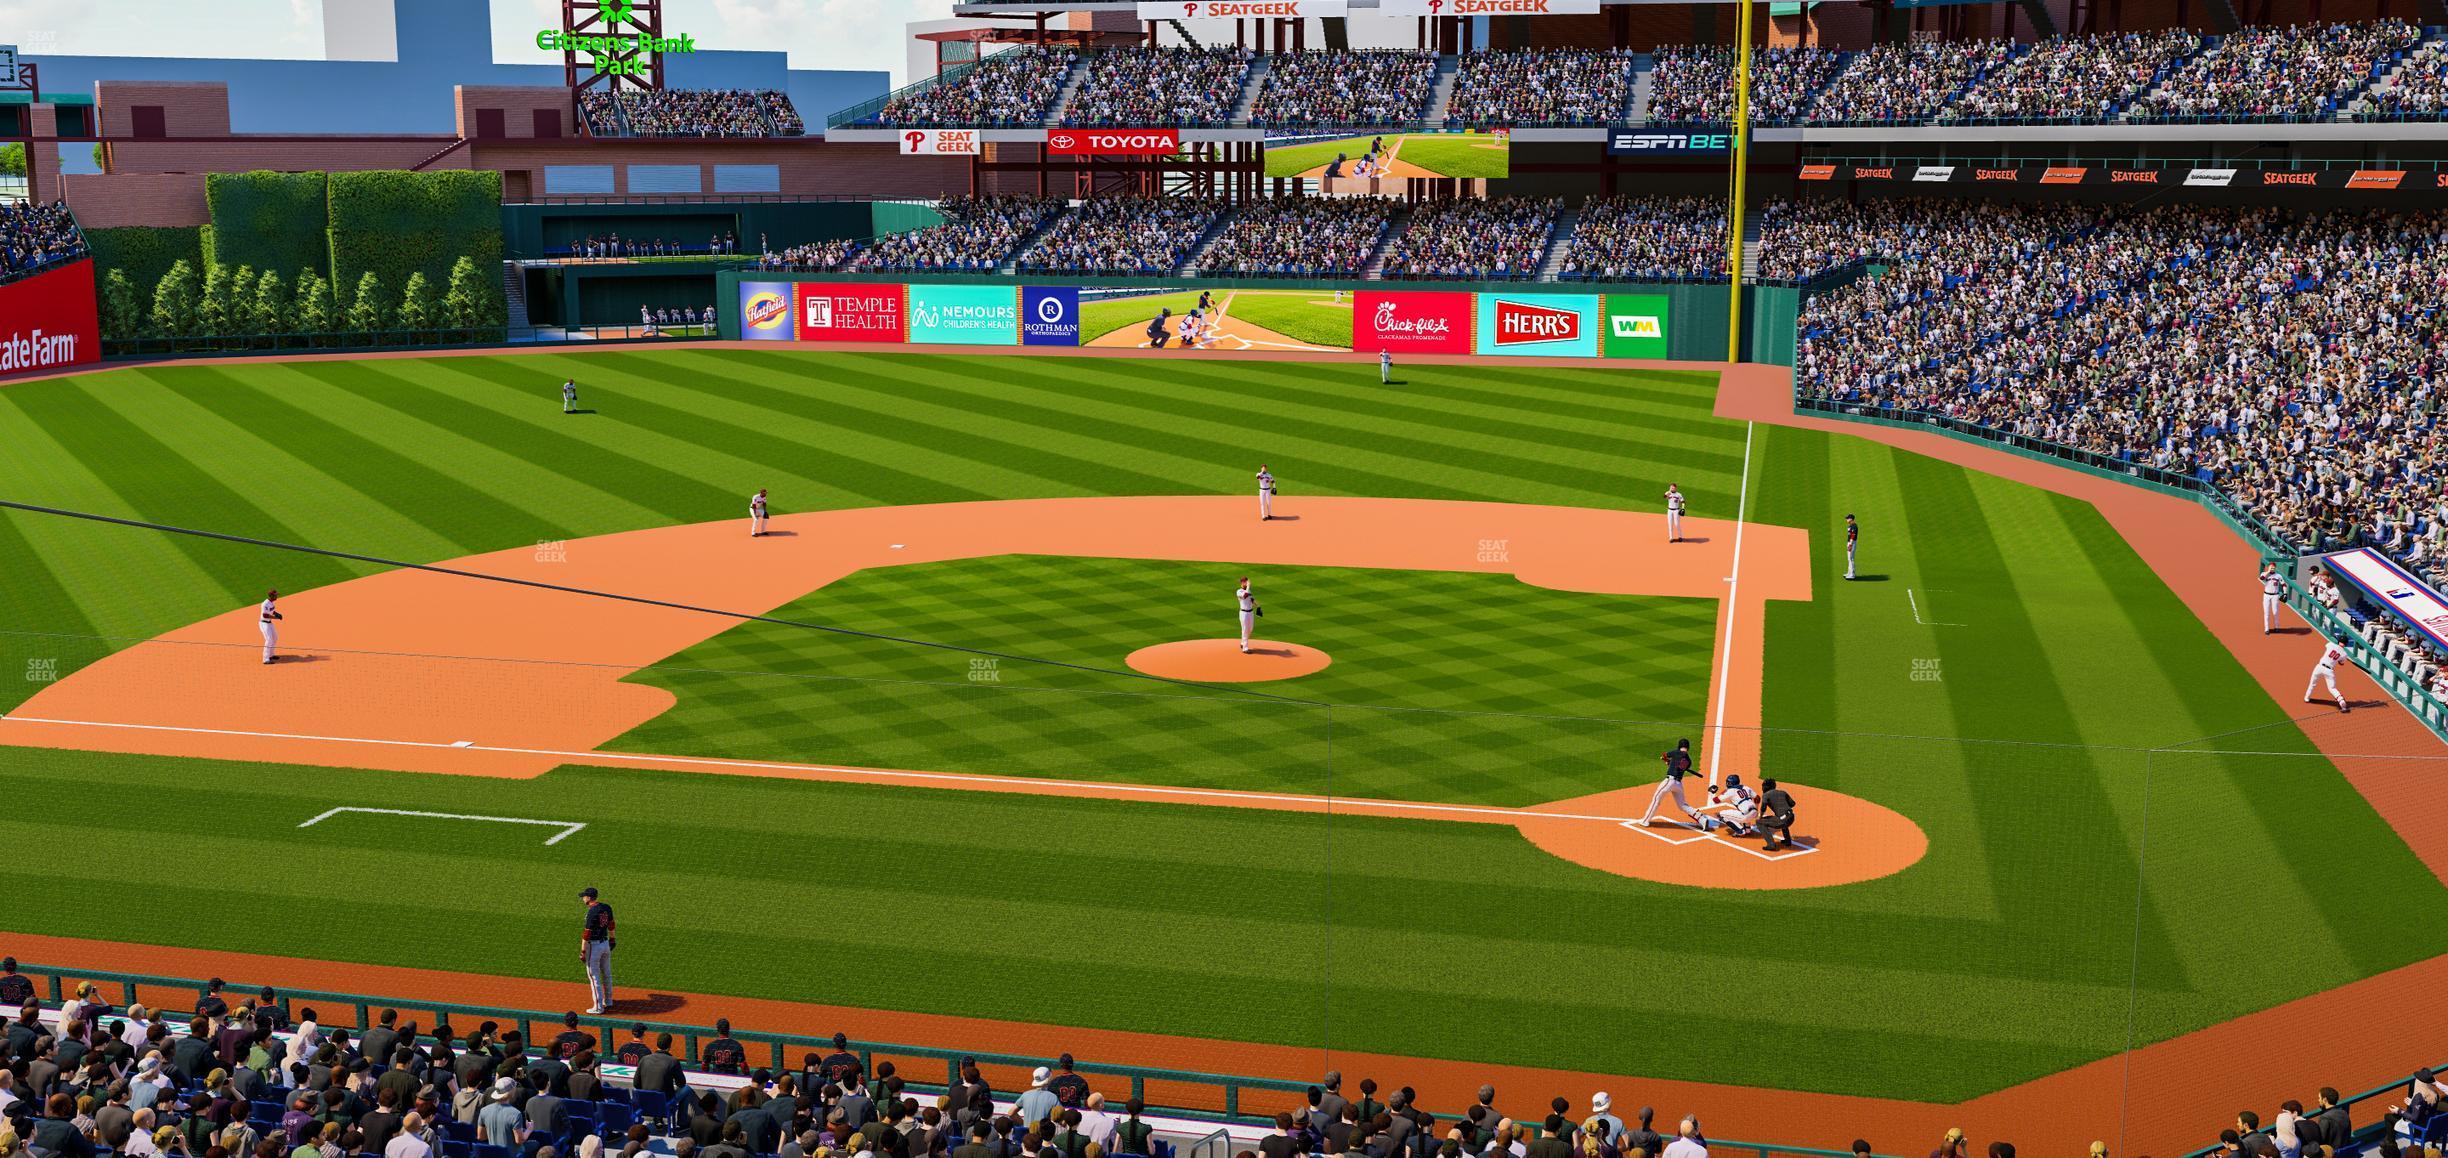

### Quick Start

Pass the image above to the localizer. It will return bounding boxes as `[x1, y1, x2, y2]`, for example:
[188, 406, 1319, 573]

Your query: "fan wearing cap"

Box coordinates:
[578, 888, 616, 1015]
[476, 1077, 526, 1147]
[1015, 1068, 1060, 1131]
[1584, 1095, 1622, 1146]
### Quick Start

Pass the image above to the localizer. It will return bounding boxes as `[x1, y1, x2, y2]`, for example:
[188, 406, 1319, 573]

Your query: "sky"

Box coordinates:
[0, 0, 957, 83]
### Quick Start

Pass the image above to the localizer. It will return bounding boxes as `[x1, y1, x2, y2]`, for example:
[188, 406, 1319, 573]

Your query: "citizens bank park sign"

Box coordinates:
[1800, 162, 2436, 190]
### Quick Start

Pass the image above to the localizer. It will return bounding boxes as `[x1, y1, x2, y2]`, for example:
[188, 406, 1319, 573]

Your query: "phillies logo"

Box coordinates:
[1373, 301, 1451, 336]
[904, 131, 924, 151]
[1493, 300, 1577, 345]
[1428, 0, 1442, 9]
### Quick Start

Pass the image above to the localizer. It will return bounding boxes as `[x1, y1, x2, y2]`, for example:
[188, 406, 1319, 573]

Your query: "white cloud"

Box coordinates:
[0, 0, 325, 60]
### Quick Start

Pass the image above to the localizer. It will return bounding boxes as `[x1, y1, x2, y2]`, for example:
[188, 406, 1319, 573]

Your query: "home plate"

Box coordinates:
[451, 740, 473, 748]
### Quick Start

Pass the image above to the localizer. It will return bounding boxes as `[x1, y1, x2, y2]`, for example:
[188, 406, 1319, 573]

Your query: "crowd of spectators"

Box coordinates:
[1559, 196, 1726, 282]
[1196, 198, 1396, 278]
[2359, 39, 2448, 119]
[620, 89, 803, 137]
[1806, 39, 2016, 124]
[1249, 51, 1439, 129]
[1061, 48, 1254, 127]
[1016, 197, 1225, 277]
[870, 49, 1077, 127]
[1797, 201, 2448, 600]
[1940, 31, 2200, 122]
[1641, 45, 1847, 125]
[758, 240, 863, 272]
[1444, 50, 1637, 127]
[843, 197, 1062, 273]
[563, 233, 738, 259]
[2134, 21, 2419, 121]
[1380, 198, 1561, 281]
[0, 199, 85, 283]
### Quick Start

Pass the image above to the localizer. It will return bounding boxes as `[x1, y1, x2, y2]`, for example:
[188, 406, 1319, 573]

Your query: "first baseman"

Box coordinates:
[2261, 563, 2284, 634]
[1636, 738, 1705, 829]
[259, 589, 284, 664]
[749, 488, 769, 537]
[1665, 483, 1686, 543]
[1256, 466, 1277, 521]
[1237, 577, 1260, 653]
[1843, 513, 1859, 580]
[2305, 638, 2350, 713]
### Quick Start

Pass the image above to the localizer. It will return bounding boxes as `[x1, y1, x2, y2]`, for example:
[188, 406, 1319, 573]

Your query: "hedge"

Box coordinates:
[202, 171, 331, 278]
[83, 226, 207, 295]
[327, 170, 503, 305]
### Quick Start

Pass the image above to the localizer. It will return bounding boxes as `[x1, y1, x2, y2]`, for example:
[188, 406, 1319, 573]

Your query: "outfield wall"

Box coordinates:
[716, 271, 1799, 365]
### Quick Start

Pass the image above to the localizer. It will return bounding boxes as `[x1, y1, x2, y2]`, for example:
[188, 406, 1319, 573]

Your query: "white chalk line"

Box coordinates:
[1704, 419, 1756, 788]
[297, 805, 587, 846]
[1, 714, 1822, 864]
[1907, 587, 1968, 627]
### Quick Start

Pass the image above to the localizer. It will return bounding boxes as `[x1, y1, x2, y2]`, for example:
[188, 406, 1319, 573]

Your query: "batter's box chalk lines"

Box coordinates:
[1907, 587, 1968, 627]
[1621, 819, 1710, 845]
[1621, 818, 1821, 861]
[298, 806, 587, 846]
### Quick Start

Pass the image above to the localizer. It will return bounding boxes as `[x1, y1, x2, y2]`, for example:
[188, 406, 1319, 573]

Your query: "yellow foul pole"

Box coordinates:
[1725, 0, 1754, 363]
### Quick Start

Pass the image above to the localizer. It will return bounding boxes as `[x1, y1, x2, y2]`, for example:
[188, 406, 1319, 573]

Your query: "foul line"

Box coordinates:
[297, 806, 586, 846]
[1704, 419, 1756, 787]
[1, 715, 1805, 864]
[1907, 587, 1967, 627]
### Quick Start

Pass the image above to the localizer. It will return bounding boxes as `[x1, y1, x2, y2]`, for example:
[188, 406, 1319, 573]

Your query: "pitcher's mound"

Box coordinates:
[1126, 640, 1331, 682]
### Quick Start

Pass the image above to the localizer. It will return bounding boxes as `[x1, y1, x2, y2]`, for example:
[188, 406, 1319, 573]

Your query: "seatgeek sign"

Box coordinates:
[1378, 0, 1600, 12]
[0, 260, 101, 381]
[1138, 1, 1347, 16]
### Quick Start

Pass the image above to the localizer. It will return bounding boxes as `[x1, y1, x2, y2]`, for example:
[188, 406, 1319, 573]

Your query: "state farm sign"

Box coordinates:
[1138, 1, 1348, 17]
[1354, 291, 1472, 355]
[1376, 0, 1600, 14]
[0, 260, 101, 381]
[1045, 129, 1180, 156]
[900, 129, 979, 156]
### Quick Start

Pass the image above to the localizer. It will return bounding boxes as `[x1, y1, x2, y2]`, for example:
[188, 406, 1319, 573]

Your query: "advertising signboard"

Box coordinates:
[793, 283, 906, 342]
[1601, 293, 1672, 360]
[0, 260, 101, 381]
[1353, 290, 1473, 355]
[1474, 293, 1600, 358]
[1021, 286, 1081, 347]
[906, 284, 1019, 346]
[736, 281, 792, 341]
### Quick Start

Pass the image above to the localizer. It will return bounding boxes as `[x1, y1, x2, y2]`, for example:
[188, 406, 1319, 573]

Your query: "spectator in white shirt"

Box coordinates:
[1662, 1116, 1708, 1158]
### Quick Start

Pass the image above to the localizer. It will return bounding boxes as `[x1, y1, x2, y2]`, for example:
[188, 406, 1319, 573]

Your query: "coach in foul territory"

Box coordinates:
[580, 887, 615, 1014]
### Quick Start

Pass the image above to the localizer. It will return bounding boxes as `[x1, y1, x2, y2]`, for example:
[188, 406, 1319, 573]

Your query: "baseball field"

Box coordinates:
[0, 347, 2442, 1133]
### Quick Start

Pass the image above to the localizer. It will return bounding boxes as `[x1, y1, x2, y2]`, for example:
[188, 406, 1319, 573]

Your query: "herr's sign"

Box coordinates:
[1046, 129, 1181, 156]
[1609, 131, 1732, 155]
[1138, 1, 1347, 17]
[1377, 0, 1601, 14]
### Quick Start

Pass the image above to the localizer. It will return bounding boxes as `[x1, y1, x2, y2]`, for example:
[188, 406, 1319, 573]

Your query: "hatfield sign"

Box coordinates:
[1045, 129, 1181, 156]
[1137, 1, 1348, 16]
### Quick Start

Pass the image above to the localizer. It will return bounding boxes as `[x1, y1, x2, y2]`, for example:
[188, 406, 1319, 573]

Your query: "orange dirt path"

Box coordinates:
[1125, 639, 1332, 682]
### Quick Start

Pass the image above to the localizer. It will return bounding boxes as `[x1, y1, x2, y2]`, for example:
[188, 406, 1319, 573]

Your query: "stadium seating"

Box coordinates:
[1560, 195, 1727, 282]
[0, 199, 87, 284]
[1939, 30, 2201, 123]
[1017, 196, 1226, 277]
[870, 48, 1079, 127]
[1380, 197, 1561, 281]
[1062, 48, 1255, 127]
[1445, 49, 1637, 127]
[576, 89, 804, 137]
[1196, 198, 1396, 278]
[2359, 38, 2448, 119]
[1248, 50, 1440, 128]
[1806, 39, 2017, 125]
[2132, 20, 2420, 121]
[848, 196, 1063, 273]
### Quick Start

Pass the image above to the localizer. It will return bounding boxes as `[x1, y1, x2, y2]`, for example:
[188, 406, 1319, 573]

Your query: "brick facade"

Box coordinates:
[92, 81, 234, 138]
[56, 172, 211, 227]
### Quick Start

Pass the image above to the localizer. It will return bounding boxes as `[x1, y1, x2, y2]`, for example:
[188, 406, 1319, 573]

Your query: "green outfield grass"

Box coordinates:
[1261, 133, 1510, 180]
[608, 555, 1716, 805]
[1078, 291, 1209, 343]
[1219, 290, 1354, 349]
[0, 349, 2440, 1101]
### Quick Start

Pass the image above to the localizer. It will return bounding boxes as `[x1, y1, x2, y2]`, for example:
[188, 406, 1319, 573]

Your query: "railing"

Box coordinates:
[2175, 1064, 2448, 1158]
[827, 56, 992, 129]
[5, 960, 1894, 1158]
[99, 324, 721, 359]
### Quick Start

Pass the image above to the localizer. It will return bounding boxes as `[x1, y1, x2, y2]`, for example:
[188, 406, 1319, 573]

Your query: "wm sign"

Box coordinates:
[1603, 294, 1672, 359]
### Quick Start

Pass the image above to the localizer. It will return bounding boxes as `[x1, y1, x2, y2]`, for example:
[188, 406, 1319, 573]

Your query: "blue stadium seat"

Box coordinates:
[597, 1103, 634, 1137]
[251, 1101, 284, 1124]
[599, 1088, 633, 1107]
[474, 1144, 513, 1158]
[446, 1121, 477, 1145]
[445, 1143, 474, 1158]
[630, 1090, 671, 1130]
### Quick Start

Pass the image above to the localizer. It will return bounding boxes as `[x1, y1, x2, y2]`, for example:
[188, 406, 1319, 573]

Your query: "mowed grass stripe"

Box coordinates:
[305, 359, 746, 527]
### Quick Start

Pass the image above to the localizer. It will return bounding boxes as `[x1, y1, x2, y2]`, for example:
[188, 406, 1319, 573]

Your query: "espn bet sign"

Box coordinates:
[537, 0, 697, 77]
[1602, 293, 1672, 360]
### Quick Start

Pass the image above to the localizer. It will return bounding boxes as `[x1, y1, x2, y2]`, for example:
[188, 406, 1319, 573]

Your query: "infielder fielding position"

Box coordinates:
[1237, 577, 1260, 653]
[2305, 638, 2351, 713]
[1257, 466, 1277, 521]
[749, 488, 770, 537]
[1665, 483, 1686, 543]
[258, 589, 284, 664]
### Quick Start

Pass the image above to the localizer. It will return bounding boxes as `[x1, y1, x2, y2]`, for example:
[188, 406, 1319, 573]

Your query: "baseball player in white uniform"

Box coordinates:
[1636, 738, 1705, 829]
[1237, 577, 1259, 653]
[1703, 774, 1759, 836]
[2304, 638, 2350, 713]
[1844, 513, 1859, 580]
[1256, 466, 1276, 521]
[1665, 484, 1686, 543]
[2261, 564, 2285, 634]
[1379, 349, 1393, 385]
[562, 379, 579, 414]
[749, 488, 769, 537]
[259, 590, 284, 664]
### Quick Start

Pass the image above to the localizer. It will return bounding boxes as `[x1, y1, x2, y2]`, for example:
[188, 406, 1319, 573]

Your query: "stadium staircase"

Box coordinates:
[2339, 33, 2439, 120]
[1172, 209, 1242, 276]
[998, 208, 1073, 275]
[1227, 57, 1270, 126]
[1737, 210, 1763, 281]
[1625, 59, 1654, 123]
[1045, 55, 1095, 126]
[2120, 33, 2223, 121]
[1535, 205, 1579, 282]
[1423, 56, 1461, 125]
[500, 263, 530, 331]
[1359, 205, 1413, 279]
